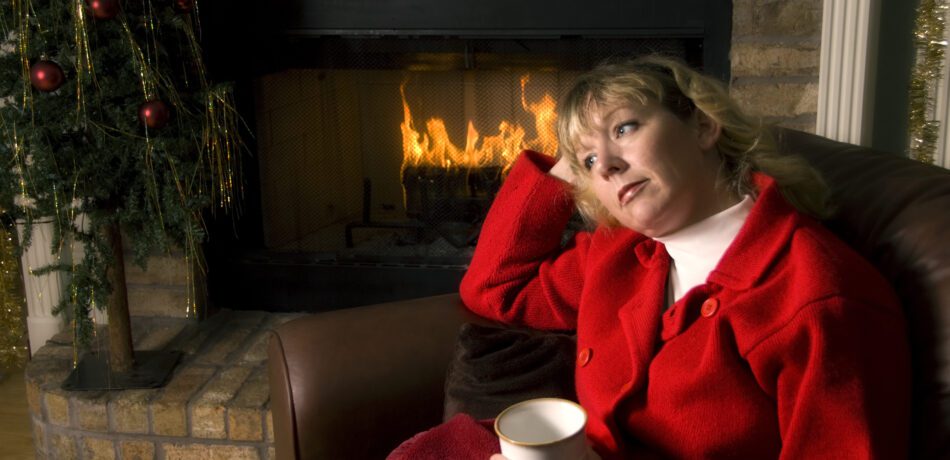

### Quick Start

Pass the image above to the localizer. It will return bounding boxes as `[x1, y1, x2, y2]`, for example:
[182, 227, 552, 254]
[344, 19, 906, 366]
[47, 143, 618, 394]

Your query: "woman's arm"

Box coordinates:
[745, 298, 911, 458]
[460, 150, 590, 330]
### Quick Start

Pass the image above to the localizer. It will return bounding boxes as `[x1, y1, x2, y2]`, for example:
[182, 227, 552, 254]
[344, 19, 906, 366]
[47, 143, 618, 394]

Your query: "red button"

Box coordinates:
[701, 298, 719, 317]
[577, 348, 593, 367]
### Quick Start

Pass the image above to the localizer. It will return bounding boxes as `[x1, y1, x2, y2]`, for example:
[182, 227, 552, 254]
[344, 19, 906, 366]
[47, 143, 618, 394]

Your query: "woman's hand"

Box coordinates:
[548, 154, 576, 185]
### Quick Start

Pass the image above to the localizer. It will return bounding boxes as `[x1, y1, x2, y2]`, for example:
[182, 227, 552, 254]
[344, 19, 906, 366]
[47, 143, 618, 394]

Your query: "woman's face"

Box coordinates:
[573, 99, 729, 237]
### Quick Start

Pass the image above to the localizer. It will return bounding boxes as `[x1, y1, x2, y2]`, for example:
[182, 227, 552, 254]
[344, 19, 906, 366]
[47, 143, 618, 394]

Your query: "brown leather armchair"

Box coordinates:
[267, 129, 950, 459]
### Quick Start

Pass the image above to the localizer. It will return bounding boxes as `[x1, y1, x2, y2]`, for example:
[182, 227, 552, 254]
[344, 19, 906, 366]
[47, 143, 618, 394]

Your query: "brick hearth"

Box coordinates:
[24, 310, 302, 459]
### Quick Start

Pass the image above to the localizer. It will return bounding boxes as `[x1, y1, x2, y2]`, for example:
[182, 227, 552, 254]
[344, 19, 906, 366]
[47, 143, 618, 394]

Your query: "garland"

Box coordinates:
[0, 225, 27, 370]
[908, 0, 948, 164]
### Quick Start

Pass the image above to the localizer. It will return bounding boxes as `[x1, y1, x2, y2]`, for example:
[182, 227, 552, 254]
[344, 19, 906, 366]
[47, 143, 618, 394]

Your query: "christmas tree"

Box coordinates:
[0, 0, 242, 376]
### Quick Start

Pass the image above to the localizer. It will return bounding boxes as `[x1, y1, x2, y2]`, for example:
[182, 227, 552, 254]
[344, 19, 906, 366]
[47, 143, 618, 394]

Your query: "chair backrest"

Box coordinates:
[775, 128, 950, 459]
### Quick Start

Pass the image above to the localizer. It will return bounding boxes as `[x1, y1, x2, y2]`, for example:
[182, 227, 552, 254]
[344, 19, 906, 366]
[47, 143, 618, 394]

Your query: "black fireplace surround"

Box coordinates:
[200, 0, 732, 313]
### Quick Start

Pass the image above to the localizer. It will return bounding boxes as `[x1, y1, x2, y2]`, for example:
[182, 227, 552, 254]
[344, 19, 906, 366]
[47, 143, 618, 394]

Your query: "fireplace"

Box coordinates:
[201, 0, 732, 312]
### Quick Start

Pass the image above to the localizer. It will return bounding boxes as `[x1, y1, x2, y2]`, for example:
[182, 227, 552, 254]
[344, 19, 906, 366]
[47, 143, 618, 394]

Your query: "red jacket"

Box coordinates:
[460, 151, 911, 459]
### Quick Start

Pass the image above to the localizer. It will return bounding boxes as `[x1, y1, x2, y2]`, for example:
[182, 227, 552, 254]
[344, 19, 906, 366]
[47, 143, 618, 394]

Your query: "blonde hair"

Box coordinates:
[557, 55, 832, 226]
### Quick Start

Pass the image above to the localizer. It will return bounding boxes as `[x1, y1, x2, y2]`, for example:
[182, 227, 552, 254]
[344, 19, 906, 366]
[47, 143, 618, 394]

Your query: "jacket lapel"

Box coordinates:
[617, 239, 670, 394]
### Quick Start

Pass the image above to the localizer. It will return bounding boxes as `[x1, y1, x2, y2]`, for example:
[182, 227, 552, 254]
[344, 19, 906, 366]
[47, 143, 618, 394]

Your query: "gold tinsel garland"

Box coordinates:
[0, 226, 28, 371]
[908, 0, 948, 164]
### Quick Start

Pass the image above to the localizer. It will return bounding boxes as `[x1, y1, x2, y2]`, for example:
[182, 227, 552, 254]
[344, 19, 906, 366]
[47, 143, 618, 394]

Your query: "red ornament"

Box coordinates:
[138, 100, 171, 129]
[29, 60, 66, 92]
[88, 0, 120, 20]
[174, 0, 195, 13]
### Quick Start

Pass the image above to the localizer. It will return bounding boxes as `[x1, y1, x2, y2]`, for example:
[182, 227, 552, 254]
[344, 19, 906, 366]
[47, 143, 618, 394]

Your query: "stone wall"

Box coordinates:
[730, 0, 823, 132]
[124, 251, 200, 319]
[25, 311, 300, 459]
[66, 236, 199, 321]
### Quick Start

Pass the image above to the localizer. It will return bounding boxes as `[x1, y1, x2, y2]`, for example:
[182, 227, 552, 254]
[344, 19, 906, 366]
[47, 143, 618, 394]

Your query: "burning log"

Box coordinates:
[401, 165, 503, 225]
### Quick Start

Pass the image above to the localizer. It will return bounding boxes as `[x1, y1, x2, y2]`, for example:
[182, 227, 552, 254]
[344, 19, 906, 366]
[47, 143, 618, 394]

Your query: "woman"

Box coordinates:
[394, 56, 911, 459]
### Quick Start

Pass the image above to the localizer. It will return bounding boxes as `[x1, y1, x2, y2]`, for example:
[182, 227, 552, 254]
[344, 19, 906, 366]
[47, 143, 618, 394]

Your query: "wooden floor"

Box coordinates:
[0, 368, 34, 459]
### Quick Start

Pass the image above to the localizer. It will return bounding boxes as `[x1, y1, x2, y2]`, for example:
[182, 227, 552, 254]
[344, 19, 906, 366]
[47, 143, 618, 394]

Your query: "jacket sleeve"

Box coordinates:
[744, 298, 911, 459]
[459, 150, 591, 331]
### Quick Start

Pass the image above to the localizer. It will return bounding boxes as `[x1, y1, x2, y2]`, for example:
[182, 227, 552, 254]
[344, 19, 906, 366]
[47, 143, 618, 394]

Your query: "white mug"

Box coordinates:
[494, 398, 588, 460]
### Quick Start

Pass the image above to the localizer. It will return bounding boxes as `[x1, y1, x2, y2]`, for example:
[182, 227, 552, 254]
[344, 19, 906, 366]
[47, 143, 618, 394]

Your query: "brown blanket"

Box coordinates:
[443, 323, 577, 420]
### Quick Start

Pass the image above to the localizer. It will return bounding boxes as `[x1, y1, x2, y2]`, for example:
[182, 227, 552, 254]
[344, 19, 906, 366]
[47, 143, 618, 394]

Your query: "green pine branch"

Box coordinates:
[0, 0, 242, 347]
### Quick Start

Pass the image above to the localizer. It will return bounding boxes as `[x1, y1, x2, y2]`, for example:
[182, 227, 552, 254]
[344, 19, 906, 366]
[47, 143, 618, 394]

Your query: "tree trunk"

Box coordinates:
[104, 220, 134, 372]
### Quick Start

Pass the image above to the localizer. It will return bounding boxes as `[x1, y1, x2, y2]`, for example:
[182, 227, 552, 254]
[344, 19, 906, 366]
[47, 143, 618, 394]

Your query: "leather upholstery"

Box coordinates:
[267, 293, 494, 459]
[268, 128, 950, 459]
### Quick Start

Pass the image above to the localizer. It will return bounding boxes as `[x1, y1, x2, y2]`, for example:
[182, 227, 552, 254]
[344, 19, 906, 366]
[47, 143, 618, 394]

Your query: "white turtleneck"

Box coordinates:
[653, 196, 754, 303]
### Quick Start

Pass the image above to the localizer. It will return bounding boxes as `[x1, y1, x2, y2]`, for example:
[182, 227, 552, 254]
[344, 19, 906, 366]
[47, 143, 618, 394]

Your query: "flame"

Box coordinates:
[520, 75, 559, 157]
[400, 76, 557, 172]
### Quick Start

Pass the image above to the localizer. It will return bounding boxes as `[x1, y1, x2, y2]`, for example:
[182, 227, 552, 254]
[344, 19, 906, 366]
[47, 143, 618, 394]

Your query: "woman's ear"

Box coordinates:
[695, 110, 722, 151]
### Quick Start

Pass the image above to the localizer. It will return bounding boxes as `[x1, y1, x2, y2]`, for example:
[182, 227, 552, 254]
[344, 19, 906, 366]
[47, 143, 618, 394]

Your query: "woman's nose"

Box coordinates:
[594, 149, 627, 178]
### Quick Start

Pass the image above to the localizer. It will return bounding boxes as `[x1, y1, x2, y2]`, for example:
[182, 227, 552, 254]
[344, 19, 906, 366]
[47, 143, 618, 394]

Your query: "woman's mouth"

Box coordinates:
[618, 180, 647, 206]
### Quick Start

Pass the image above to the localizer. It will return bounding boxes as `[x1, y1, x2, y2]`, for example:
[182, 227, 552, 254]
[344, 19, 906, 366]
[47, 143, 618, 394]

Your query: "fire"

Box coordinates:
[520, 75, 559, 158]
[400, 75, 558, 171]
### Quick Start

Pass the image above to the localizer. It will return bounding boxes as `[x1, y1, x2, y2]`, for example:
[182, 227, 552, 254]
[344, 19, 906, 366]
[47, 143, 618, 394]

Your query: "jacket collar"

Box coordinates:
[624, 173, 800, 290]
[706, 173, 803, 290]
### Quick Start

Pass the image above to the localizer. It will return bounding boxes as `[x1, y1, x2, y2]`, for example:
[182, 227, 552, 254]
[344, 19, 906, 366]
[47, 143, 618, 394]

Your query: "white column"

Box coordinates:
[68, 212, 108, 326]
[816, 0, 881, 145]
[16, 218, 70, 355]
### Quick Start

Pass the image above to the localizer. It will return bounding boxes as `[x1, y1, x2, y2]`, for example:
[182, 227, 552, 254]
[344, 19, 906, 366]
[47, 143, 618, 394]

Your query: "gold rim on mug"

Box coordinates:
[493, 397, 588, 447]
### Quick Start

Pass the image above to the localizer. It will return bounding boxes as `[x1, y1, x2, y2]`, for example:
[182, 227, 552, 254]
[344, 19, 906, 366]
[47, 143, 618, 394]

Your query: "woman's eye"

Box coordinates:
[617, 121, 639, 137]
[583, 154, 597, 171]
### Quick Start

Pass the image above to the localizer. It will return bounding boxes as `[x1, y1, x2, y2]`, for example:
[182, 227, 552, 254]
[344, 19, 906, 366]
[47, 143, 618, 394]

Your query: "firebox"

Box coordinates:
[201, 0, 732, 312]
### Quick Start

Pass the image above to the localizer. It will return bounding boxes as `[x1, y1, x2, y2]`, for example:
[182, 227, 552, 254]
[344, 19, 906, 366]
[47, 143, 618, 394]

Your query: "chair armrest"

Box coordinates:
[267, 293, 494, 460]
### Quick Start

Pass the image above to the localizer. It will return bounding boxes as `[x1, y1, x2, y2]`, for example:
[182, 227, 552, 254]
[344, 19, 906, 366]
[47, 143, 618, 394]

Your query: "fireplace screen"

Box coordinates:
[255, 67, 578, 264]
[253, 38, 698, 266]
